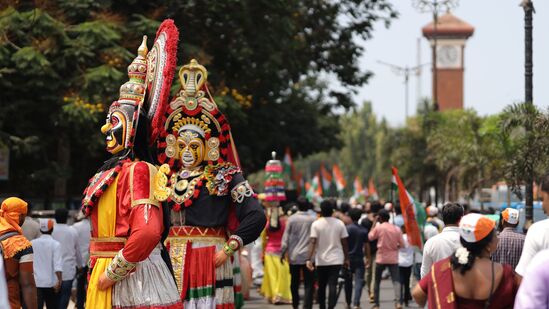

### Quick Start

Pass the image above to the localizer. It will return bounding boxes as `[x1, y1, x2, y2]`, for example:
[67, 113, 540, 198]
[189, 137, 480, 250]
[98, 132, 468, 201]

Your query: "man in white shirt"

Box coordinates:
[306, 200, 349, 309]
[52, 208, 83, 309]
[420, 203, 464, 278]
[72, 214, 90, 309]
[516, 176, 549, 277]
[32, 219, 62, 309]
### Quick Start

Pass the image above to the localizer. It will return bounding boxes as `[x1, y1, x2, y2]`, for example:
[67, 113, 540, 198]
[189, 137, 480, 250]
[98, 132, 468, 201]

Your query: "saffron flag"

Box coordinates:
[283, 147, 295, 177]
[306, 173, 323, 201]
[391, 167, 427, 249]
[320, 163, 333, 191]
[295, 172, 305, 195]
[332, 164, 347, 192]
[368, 178, 379, 200]
[353, 176, 363, 198]
[283, 147, 296, 189]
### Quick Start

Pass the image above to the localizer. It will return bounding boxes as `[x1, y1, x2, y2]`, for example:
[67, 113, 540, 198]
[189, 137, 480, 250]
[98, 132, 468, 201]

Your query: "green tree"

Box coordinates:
[339, 102, 378, 188]
[500, 102, 549, 213]
[0, 1, 398, 201]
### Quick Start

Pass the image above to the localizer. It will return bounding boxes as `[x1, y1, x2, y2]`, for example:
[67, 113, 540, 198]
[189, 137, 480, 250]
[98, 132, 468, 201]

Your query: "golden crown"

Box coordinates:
[172, 116, 211, 137]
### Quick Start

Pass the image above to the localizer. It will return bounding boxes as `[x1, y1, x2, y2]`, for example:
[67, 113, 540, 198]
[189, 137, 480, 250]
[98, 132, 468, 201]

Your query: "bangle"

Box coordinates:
[105, 250, 136, 282]
[223, 243, 235, 256]
[223, 235, 243, 256]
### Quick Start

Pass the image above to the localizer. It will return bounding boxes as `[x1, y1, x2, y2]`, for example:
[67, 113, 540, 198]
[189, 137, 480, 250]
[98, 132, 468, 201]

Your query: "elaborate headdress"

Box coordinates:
[82, 20, 179, 215]
[156, 59, 240, 170]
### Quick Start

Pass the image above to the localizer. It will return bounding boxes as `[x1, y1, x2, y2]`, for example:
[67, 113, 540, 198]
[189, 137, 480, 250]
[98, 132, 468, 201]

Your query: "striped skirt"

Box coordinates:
[167, 226, 243, 309]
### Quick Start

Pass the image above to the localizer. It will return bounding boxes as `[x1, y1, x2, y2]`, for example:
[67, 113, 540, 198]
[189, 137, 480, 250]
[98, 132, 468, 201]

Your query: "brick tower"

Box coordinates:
[422, 13, 474, 111]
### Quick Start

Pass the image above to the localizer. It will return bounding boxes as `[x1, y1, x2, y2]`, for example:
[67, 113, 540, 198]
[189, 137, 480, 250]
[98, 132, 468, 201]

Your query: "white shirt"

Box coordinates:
[514, 248, 549, 309]
[31, 235, 62, 288]
[52, 224, 84, 280]
[72, 219, 91, 264]
[420, 226, 461, 278]
[516, 218, 549, 276]
[399, 234, 414, 267]
[0, 257, 8, 308]
[310, 217, 349, 266]
[424, 223, 439, 241]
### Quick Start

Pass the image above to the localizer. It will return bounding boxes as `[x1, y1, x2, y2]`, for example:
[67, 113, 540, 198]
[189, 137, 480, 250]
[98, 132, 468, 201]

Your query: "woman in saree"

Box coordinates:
[412, 213, 520, 309]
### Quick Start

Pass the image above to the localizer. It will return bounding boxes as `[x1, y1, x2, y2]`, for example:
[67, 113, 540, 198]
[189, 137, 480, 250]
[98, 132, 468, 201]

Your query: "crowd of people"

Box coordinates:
[3, 177, 549, 309]
[248, 174, 549, 309]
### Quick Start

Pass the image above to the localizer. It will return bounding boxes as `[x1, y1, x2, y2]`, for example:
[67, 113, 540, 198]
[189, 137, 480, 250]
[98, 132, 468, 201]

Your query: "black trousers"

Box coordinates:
[37, 287, 58, 309]
[373, 263, 400, 306]
[289, 264, 314, 309]
[76, 266, 88, 309]
[399, 266, 412, 304]
[316, 265, 341, 309]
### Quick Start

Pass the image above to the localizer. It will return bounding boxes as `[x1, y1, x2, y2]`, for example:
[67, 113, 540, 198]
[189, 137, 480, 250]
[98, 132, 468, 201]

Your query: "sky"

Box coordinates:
[354, 0, 549, 126]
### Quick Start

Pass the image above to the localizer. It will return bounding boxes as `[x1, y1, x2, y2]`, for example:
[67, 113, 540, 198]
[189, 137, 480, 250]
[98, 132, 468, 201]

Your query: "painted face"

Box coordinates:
[101, 111, 127, 154]
[177, 130, 205, 169]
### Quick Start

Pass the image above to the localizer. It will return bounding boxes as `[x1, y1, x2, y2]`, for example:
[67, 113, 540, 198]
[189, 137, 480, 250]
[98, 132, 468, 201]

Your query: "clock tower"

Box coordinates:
[422, 13, 474, 111]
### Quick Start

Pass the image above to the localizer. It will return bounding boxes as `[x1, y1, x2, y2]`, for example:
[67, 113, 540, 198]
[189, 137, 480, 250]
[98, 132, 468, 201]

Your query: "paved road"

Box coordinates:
[244, 278, 420, 309]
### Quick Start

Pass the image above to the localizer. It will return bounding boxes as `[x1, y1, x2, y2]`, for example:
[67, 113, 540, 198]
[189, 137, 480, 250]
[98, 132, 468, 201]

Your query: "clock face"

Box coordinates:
[437, 45, 461, 68]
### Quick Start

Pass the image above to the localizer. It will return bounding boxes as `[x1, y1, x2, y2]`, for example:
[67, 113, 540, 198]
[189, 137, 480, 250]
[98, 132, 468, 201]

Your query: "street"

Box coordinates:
[244, 278, 420, 309]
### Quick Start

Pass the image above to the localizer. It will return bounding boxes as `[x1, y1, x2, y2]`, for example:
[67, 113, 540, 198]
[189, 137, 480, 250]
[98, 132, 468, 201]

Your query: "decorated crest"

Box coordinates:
[146, 19, 179, 145]
[82, 20, 179, 215]
[156, 59, 240, 170]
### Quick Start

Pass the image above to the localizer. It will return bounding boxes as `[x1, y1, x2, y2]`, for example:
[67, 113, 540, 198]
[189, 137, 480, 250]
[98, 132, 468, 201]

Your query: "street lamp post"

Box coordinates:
[521, 0, 535, 223]
[377, 61, 429, 120]
[413, 0, 458, 111]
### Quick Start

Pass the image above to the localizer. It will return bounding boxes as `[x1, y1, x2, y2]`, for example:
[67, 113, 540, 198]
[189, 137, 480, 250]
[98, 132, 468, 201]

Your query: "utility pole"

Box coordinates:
[522, 0, 535, 223]
[416, 38, 422, 104]
[413, 0, 459, 111]
[378, 61, 429, 120]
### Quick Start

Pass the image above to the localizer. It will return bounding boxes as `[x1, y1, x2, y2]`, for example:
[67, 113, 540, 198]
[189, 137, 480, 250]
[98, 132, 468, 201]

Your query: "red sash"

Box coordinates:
[426, 258, 457, 309]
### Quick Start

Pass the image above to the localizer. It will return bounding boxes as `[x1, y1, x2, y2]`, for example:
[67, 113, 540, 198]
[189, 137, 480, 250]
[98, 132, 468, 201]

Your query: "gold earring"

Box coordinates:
[206, 137, 220, 161]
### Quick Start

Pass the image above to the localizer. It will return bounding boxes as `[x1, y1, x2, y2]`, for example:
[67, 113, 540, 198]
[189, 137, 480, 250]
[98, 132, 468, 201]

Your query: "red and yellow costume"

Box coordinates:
[82, 20, 181, 309]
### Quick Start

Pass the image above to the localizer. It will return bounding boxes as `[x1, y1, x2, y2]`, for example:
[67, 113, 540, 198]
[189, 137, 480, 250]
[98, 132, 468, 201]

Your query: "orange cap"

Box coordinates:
[459, 213, 495, 243]
[39, 219, 54, 233]
[502, 208, 519, 225]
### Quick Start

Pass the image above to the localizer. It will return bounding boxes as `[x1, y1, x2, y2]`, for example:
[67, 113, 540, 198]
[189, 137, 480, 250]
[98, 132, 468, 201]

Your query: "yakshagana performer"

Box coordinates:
[81, 20, 181, 309]
[153, 59, 266, 308]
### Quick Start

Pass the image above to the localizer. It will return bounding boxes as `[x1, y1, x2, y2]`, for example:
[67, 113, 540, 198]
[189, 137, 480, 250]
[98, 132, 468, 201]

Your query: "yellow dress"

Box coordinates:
[260, 225, 292, 304]
[87, 177, 118, 308]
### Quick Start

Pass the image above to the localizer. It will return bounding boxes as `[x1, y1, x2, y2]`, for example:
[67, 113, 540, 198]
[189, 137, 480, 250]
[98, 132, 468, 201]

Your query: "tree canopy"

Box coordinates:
[0, 1, 397, 201]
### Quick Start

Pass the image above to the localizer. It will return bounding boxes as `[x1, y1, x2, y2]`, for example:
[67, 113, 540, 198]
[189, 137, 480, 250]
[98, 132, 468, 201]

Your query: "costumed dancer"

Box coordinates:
[260, 152, 292, 304]
[154, 59, 266, 308]
[82, 20, 181, 309]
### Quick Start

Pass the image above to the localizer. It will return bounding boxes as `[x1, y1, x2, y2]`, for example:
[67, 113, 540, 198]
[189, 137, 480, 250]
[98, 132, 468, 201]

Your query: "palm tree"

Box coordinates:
[500, 102, 549, 222]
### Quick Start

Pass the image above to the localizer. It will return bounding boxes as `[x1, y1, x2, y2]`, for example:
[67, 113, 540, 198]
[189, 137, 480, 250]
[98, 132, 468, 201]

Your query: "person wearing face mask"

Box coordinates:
[153, 58, 266, 308]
